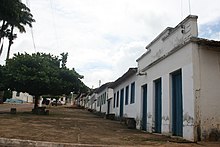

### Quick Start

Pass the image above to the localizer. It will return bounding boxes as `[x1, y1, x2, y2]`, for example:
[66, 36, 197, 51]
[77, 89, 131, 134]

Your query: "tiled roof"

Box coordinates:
[110, 68, 137, 88]
[191, 37, 220, 47]
[95, 82, 113, 93]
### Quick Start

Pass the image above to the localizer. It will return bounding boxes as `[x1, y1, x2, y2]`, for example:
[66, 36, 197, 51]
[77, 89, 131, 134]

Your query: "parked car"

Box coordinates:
[51, 100, 62, 106]
[4, 98, 24, 104]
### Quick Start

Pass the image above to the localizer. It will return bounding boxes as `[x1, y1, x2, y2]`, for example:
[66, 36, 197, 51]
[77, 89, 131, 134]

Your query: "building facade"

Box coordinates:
[87, 15, 220, 142]
[95, 82, 113, 113]
[12, 91, 33, 103]
[110, 68, 139, 122]
[136, 15, 220, 141]
[90, 92, 97, 110]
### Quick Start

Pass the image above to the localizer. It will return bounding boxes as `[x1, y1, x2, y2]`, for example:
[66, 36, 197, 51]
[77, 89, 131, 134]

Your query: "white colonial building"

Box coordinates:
[88, 15, 220, 142]
[90, 91, 97, 110]
[12, 91, 33, 103]
[109, 68, 139, 120]
[95, 82, 113, 113]
[136, 15, 220, 141]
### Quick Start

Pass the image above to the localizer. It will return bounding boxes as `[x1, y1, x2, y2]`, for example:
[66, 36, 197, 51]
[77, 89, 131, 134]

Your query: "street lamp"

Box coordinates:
[70, 92, 73, 106]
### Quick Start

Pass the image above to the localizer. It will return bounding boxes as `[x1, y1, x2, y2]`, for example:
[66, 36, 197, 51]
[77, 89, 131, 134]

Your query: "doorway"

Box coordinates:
[142, 84, 148, 131]
[154, 78, 162, 133]
[172, 70, 183, 136]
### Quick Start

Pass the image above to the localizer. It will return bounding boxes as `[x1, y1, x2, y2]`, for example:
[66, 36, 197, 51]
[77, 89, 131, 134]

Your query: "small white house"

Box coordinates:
[110, 68, 138, 121]
[84, 95, 90, 108]
[74, 93, 81, 106]
[95, 82, 113, 113]
[12, 91, 33, 103]
[90, 91, 97, 110]
[136, 15, 220, 141]
[75, 93, 87, 107]
[106, 87, 114, 114]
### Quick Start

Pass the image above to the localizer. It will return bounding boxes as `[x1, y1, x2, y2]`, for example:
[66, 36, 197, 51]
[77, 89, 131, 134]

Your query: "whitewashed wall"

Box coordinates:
[12, 91, 33, 103]
[137, 15, 198, 70]
[197, 45, 220, 140]
[96, 88, 108, 113]
[107, 88, 114, 114]
[84, 95, 90, 108]
[90, 93, 97, 110]
[112, 74, 138, 121]
[137, 41, 196, 141]
[136, 15, 198, 141]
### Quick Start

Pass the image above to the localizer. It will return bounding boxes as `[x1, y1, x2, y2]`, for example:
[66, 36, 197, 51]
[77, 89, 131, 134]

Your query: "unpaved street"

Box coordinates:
[0, 103, 33, 112]
[0, 104, 219, 146]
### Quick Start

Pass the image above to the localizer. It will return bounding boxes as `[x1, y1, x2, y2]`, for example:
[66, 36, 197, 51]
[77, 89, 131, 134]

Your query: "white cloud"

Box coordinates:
[199, 18, 220, 40]
[1, 0, 220, 88]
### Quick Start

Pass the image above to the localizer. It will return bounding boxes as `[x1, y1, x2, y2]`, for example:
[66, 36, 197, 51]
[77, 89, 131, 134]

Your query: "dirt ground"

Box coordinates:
[0, 104, 219, 147]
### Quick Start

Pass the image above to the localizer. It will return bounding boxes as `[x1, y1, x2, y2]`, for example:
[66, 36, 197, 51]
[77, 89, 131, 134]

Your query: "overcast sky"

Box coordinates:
[0, 0, 220, 88]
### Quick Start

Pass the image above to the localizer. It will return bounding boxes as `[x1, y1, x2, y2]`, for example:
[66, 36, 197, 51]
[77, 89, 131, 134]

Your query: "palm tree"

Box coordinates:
[0, 0, 35, 59]
[6, 0, 35, 60]
[0, 0, 11, 47]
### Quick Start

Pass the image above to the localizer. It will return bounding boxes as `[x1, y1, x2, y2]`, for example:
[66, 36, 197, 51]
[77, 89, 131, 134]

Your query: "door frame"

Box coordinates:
[119, 88, 124, 118]
[107, 99, 111, 114]
[154, 78, 162, 133]
[142, 84, 148, 131]
[171, 69, 183, 136]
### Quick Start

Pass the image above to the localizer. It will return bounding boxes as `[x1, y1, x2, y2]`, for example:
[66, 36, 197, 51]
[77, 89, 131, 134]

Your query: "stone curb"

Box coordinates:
[0, 137, 113, 147]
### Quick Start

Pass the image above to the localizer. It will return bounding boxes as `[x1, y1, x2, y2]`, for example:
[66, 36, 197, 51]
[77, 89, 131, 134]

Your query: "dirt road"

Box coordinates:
[0, 104, 219, 146]
[0, 103, 33, 112]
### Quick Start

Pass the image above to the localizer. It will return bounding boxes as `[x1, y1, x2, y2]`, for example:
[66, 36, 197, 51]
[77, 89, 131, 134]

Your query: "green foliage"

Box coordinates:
[5, 52, 89, 97]
[0, 0, 35, 33]
[0, 0, 35, 60]
[60, 52, 68, 68]
[0, 65, 7, 91]
[3, 89, 12, 99]
[6, 53, 59, 96]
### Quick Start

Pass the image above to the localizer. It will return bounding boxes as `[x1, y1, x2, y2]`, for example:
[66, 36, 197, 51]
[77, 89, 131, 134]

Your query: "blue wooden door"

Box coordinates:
[107, 100, 110, 114]
[120, 88, 124, 118]
[142, 84, 148, 131]
[172, 70, 183, 136]
[154, 78, 162, 133]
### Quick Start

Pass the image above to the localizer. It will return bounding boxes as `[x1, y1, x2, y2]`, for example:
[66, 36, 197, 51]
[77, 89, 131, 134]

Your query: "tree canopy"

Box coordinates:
[5, 52, 89, 108]
[60, 52, 68, 69]
[0, 65, 7, 91]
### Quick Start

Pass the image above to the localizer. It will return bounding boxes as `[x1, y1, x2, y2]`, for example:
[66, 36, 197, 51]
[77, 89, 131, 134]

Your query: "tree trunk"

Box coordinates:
[0, 20, 6, 44]
[34, 95, 39, 109]
[6, 25, 14, 60]
[0, 91, 4, 104]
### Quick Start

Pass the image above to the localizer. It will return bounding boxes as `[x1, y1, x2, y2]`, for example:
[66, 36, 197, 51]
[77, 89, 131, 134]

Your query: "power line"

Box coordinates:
[180, 0, 192, 20]
[30, 28, 36, 52]
[188, 0, 191, 14]
[26, 0, 37, 53]
[181, 0, 183, 19]
[49, 0, 60, 50]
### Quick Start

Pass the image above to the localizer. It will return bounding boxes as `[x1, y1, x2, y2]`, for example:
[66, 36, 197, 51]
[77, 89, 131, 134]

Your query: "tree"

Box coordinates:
[5, 52, 89, 109]
[0, 0, 11, 44]
[0, 0, 35, 59]
[0, 65, 7, 103]
[0, 65, 6, 91]
[60, 52, 68, 69]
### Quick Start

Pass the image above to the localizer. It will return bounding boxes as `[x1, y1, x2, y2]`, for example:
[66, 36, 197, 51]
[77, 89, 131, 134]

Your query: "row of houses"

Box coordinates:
[11, 91, 67, 106]
[78, 15, 220, 142]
